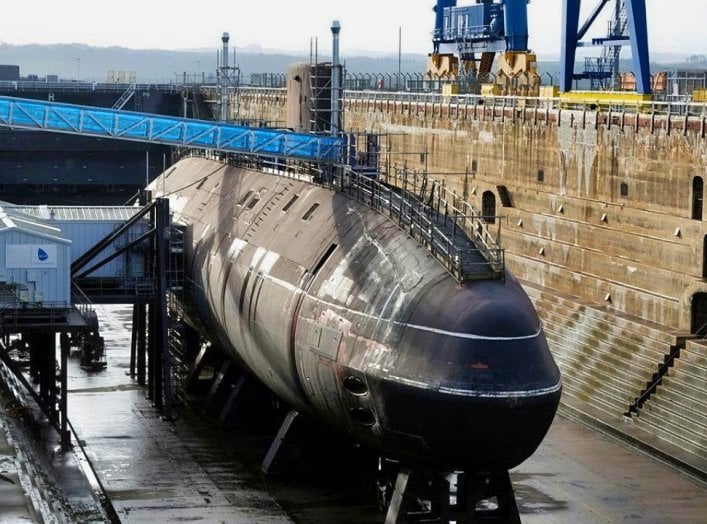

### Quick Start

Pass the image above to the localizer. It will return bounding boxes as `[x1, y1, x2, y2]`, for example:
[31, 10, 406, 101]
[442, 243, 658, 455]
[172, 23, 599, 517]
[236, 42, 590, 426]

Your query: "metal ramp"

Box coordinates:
[0, 95, 344, 162]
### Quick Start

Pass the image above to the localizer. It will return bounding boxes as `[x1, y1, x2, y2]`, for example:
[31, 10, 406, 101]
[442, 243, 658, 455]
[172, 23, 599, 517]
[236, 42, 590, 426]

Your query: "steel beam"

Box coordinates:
[626, 0, 651, 94]
[561, 0, 651, 94]
[561, 0, 582, 92]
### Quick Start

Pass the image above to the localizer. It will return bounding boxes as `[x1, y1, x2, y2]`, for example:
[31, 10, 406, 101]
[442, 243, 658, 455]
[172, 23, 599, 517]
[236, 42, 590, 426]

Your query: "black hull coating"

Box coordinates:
[151, 157, 562, 472]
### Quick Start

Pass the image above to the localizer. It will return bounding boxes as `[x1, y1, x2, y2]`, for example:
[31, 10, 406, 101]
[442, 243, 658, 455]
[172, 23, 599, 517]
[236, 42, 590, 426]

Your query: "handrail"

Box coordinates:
[180, 151, 505, 281]
[626, 343, 683, 417]
[235, 87, 707, 117]
[71, 282, 95, 314]
[333, 167, 504, 281]
[0, 80, 181, 93]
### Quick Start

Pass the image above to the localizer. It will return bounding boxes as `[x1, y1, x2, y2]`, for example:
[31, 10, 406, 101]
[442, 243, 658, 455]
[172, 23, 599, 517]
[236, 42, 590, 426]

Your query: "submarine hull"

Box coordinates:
[152, 156, 561, 472]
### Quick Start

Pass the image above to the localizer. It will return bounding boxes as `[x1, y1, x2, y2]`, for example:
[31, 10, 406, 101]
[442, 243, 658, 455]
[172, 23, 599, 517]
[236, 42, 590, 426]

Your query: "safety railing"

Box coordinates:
[182, 151, 504, 281]
[0, 300, 73, 333]
[236, 85, 707, 116]
[358, 90, 707, 117]
[434, 184, 504, 273]
[333, 167, 504, 281]
[0, 80, 181, 93]
[116, 262, 155, 295]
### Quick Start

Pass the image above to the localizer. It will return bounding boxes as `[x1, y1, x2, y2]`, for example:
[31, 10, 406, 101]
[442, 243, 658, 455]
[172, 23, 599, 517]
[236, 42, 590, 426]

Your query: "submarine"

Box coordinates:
[149, 154, 562, 476]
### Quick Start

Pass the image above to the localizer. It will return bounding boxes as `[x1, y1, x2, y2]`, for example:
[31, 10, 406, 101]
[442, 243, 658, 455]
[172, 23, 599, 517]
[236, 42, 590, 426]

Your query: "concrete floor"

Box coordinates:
[0, 414, 36, 524]
[514, 415, 706, 523]
[2, 304, 706, 522]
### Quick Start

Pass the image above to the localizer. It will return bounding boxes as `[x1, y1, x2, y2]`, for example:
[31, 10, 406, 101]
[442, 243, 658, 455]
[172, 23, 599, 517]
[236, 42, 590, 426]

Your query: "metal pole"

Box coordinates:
[156, 198, 172, 419]
[398, 26, 402, 91]
[137, 303, 146, 386]
[60, 333, 70, 450]
[130, 305, 138, 377]
[331, 21, 342, 135]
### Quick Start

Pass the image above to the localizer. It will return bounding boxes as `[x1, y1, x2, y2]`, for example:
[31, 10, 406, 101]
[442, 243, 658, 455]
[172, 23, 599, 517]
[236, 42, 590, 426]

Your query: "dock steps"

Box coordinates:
[520, 279, 705, 476]
[496, 185, 513, 207]
[631, 339, 707, 462]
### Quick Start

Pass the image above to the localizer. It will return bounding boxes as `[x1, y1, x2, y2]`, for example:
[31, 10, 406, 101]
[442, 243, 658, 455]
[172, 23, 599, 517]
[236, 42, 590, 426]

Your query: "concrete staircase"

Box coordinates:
[521, 280, 706, 478]
[633, 339, 707, 461]
[522, 281, 676, 418]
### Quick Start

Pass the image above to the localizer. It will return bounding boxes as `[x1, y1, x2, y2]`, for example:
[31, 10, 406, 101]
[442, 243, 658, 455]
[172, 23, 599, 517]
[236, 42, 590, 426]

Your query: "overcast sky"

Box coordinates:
[1, 1, 702, 58]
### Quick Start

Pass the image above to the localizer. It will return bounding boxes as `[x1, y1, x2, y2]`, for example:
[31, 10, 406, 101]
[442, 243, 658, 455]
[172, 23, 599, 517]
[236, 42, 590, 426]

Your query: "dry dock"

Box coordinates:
[2, 304, 706, 522]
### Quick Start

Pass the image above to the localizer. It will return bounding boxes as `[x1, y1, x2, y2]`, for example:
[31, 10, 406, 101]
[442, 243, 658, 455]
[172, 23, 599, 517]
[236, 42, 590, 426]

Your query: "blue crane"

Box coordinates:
[429, 1, 537, 94]
[560, 0, 651, 94]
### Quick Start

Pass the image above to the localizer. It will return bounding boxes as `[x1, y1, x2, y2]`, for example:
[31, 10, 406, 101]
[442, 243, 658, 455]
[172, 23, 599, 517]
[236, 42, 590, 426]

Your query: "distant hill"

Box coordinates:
[0, 43, 704, 84]
[0, 43, 428, 83]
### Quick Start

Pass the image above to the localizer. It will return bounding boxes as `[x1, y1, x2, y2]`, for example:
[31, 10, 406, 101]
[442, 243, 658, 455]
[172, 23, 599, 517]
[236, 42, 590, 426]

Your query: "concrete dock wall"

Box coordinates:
[236, 88, 706, 333]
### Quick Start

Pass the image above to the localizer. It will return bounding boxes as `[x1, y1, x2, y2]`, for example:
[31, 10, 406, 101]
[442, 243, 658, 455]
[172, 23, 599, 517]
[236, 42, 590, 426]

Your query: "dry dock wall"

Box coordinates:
[235, 88, 707, 472]
[237, 89, 706, 334]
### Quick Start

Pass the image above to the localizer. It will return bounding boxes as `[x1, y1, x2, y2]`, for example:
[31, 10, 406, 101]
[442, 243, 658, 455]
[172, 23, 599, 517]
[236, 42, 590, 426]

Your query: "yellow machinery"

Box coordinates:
[427, 1, 539, 96]
[427, 50, 540, 97]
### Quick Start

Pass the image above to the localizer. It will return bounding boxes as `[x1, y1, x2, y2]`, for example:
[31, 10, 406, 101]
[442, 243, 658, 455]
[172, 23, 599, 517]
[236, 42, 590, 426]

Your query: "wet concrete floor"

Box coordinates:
[3, 304, 707, 522]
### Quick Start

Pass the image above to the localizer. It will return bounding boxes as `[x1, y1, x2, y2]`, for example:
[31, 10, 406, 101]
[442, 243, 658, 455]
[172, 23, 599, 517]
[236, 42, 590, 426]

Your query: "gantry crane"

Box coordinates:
[428, 0, 539, 96]
[561, 0, 651, 96]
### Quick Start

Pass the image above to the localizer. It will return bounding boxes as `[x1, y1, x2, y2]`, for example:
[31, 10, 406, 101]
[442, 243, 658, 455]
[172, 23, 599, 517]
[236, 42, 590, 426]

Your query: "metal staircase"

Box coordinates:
[586, 0, 629, 90]
[309, 63, 333, 133]
[168, 225, 186, 293]
[112, 83, 137, 110]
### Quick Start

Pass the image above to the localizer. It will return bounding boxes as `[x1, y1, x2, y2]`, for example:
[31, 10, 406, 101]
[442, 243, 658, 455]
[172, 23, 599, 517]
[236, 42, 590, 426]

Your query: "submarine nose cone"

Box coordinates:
[367, 278, 561, 470]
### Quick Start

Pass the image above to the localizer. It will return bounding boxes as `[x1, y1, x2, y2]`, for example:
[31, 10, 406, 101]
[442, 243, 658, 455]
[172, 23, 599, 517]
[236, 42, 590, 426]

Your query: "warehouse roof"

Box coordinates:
[0, 202, 70, 243]
[9, 205, 144, 222]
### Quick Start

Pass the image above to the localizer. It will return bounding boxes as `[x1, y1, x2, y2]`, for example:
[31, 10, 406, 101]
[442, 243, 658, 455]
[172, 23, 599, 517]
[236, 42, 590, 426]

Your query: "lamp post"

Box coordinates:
[76, 58, 80, 82]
